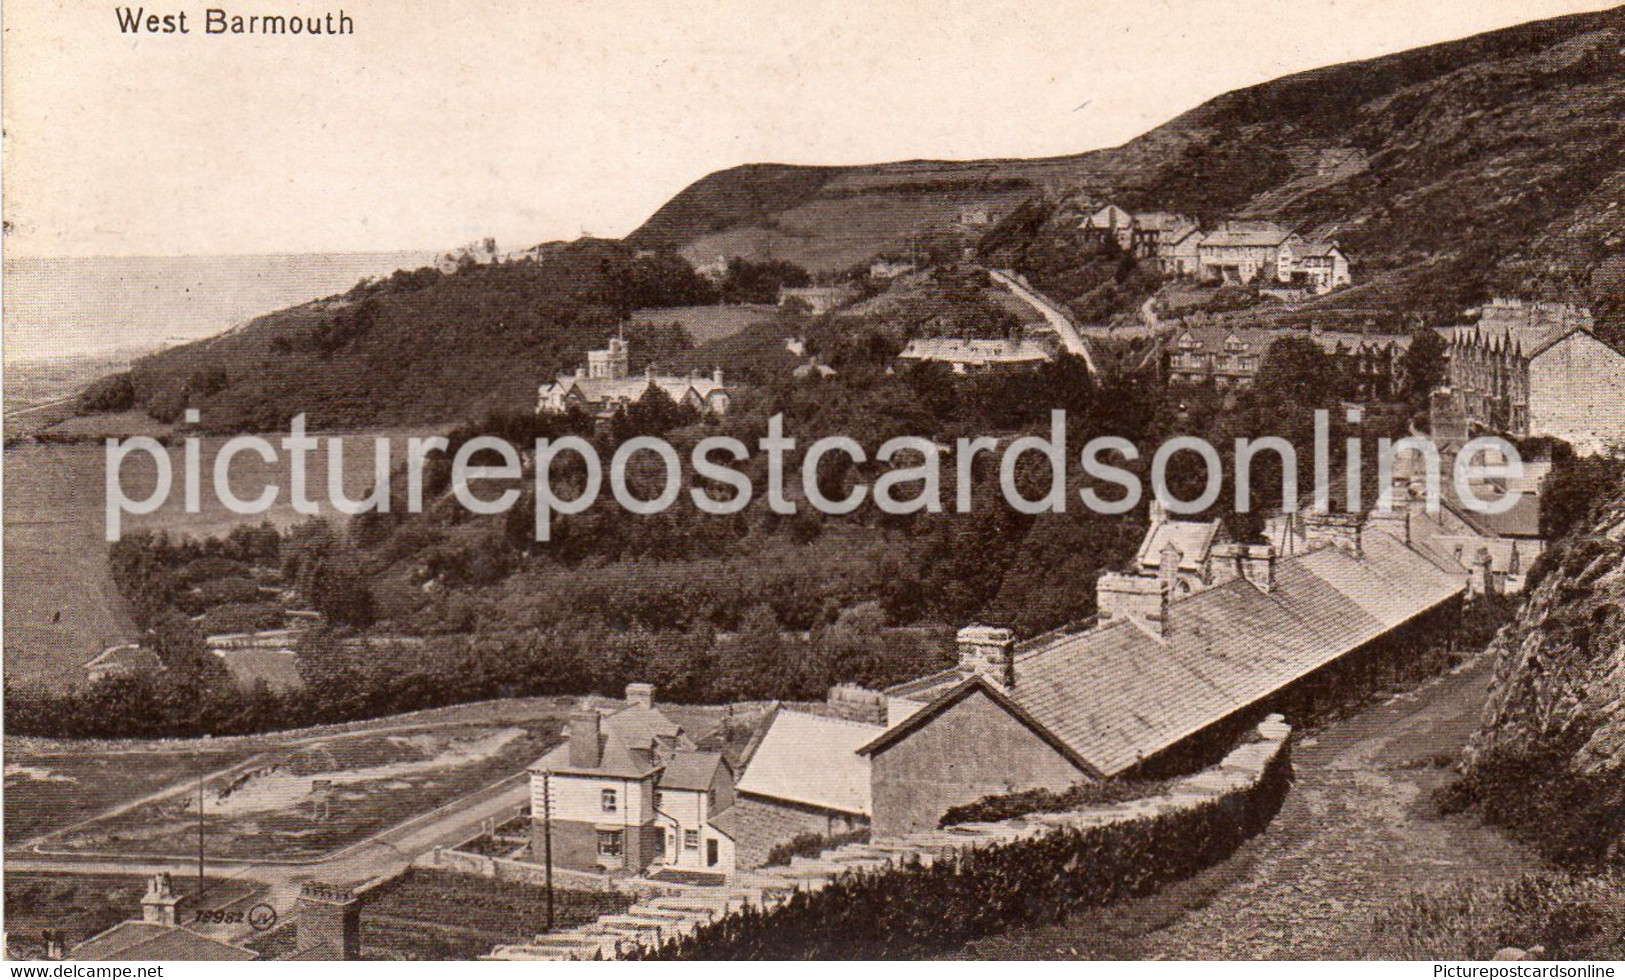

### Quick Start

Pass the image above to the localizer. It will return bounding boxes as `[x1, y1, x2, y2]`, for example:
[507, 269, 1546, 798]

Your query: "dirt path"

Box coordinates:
[956, 657, 1542, 959]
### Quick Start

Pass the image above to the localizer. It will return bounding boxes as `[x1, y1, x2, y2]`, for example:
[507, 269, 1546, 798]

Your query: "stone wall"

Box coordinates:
[715, 792, 868, 870]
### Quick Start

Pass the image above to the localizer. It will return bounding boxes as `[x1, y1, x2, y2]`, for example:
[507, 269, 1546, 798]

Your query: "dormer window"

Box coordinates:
[601, 788, 618, 812]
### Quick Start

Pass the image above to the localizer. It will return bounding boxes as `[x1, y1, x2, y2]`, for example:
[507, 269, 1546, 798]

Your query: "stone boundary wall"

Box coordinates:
[486, 715, 1292, 960]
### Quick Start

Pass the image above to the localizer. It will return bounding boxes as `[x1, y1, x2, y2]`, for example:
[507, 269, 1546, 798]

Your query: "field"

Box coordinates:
[355, 869, 632, 960]
[676, 188, 1035, 273]
[3, 873, 262, 959]
[629, 304, 779, 343]
[4, 746, 258, 846]
[39, 719, 567, 862]
[2, 427, 438, 690]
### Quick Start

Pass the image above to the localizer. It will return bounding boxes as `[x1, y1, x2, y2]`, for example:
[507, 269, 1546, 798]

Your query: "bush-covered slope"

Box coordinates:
[1454, 479, 1625, 866]
[122, 239, 712, 431]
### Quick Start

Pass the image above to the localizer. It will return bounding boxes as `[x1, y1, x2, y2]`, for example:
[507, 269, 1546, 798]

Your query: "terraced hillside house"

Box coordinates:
[1166, 323, 1409, 399]
[1443, 299, 1625, 456]
[1196, 221, 1303, 285]
[861, 512, 1465, 836]
[537, 334, 731, 418]
[529, 684, 738, 875]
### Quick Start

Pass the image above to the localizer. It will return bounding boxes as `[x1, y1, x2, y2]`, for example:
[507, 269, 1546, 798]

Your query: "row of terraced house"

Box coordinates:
[527, 493, 1486, 878]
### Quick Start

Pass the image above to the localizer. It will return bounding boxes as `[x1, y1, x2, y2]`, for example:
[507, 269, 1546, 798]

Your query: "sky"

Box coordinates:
[3, 0, 1617, 259]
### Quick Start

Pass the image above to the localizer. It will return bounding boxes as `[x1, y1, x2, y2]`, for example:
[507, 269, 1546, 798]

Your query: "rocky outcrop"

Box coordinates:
[1465, 493, 1625, 777]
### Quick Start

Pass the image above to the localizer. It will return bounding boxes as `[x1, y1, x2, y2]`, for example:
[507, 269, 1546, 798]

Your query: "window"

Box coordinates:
[597, 830, 623, 857]
[601, 788, 617, 812]
[684, 829, 700, 851]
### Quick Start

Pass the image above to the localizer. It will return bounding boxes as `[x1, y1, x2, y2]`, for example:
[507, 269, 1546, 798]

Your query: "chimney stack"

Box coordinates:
[713, 367, 724, 386]
[1304, 512, 1364, 557]
[1096, 573, 1170, 637]
[1213, 543, 1276, 592]
[1158, 541, 1183, 587]
[625, 682, 655, 710]
[568, 710, 603, 769]
[956, 625, 1016, 687]
[296, 883, 361, 960]
[141, 873, 179, 927]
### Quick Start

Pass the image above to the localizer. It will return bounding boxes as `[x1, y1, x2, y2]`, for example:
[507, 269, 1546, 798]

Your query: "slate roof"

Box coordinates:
[735, 709, 882, 815]
[1199, 221, 1296, 248]
[68, 922, 257, 961]
[1137, 518, 1222, 572]
[529, 701, 691, 779]
[658, 750, 727, 792]
[882, 529, 1463, 777]
[897, 338, 1053, 366]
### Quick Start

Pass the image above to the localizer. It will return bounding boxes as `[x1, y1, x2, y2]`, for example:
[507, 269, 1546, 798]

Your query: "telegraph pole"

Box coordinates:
[196, 763, 206, 900]
[543, 772, 555, 931]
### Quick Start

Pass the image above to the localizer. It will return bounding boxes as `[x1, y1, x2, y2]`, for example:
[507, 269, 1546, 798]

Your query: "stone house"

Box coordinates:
[862, 515, 1464, 836]
[1197, 221, 1302, 285]
[895, 337, 1053, 374]
[778, 285, 856, 316]
[728, 707, 878, 868]
[1445, 301, 1625, 455]
[538, 334, 731, 418]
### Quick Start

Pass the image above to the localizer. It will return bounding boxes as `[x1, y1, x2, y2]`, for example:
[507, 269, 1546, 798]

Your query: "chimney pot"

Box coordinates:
[141, 873, 179, 927]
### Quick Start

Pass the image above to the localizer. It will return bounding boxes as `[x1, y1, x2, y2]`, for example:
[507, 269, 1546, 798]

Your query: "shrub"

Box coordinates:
[940, 777, 1172, 827]
[1363, 873, 1625, 960]
[763, 829, 871, 868]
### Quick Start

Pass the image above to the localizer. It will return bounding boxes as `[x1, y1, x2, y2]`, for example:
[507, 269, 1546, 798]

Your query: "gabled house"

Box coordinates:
[895, 337, 1053, 374]
[1197, 221, 1302, 285]
[538, 334, 731, 418]
[729, 707, 880, 868]
[1081, 203, 1136, 250]
[865, 516, 1464, 836]
[1444, 300, 1625, 455]
[529, 684, 738, 875]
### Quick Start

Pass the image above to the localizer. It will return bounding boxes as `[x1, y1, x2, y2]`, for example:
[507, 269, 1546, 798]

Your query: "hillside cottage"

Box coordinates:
[895, 337, 1053, 374]
[529, 684, 737, 876]
[778, 285, 856, 316]
[862, 515, 1464, 836]
[729, 708, 878, 868]
[1196, 221, 1302, 285]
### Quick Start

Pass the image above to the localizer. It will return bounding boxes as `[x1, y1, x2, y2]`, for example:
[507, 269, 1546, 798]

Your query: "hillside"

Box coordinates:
[635, 6, 1625, 316]
[116, 240, 713, 432]
[92, 6, 1625, 430]
[1455, 476, 1625, 867]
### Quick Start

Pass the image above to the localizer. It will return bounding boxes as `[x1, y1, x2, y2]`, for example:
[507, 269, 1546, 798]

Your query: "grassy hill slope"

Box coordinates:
[634, 6, 1625, 312]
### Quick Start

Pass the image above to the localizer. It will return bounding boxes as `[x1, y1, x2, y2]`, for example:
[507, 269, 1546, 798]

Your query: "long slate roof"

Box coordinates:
[884, 529, 1463, 776]
[735, 709, 882, 815]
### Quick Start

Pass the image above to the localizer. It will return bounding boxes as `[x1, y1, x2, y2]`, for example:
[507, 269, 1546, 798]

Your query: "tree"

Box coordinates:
[1401, 329, 1449, 405]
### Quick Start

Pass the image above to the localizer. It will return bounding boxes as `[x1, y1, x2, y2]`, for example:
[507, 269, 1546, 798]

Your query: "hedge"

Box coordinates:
[632, 742, 1291, 959]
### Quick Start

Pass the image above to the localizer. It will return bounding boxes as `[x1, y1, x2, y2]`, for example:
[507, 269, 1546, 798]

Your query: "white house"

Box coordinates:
[529, 684, 738, 876]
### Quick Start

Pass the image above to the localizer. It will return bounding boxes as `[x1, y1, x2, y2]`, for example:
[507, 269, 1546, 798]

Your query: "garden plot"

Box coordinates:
[47, 724, 558, 862]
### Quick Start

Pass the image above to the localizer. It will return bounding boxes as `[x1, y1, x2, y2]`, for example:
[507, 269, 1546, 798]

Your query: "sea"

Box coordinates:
[2, 251, 437, 371]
